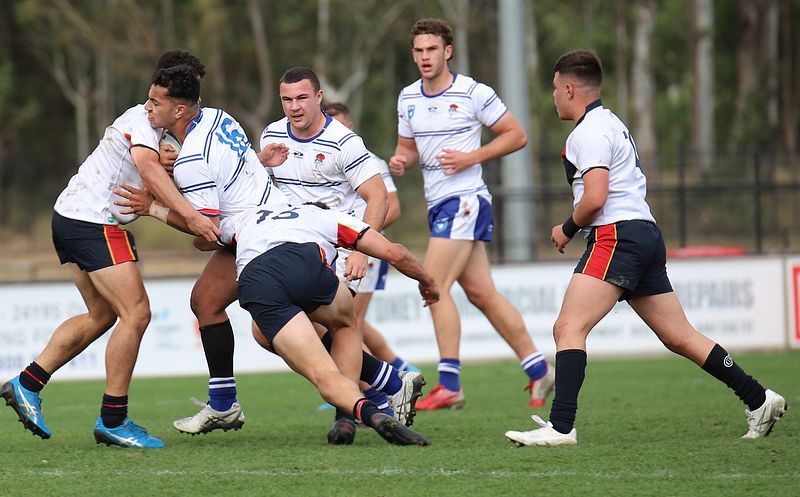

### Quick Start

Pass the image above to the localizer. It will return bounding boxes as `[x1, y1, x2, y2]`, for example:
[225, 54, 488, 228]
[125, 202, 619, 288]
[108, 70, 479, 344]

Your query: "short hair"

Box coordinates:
[553, 50, 603, 88]
[154, 49, 206, 80]
[411, 18, 455, 48]
[279, 67, 321, 93]
[151, 64, 201, 104]
[323, 102, 349, 117]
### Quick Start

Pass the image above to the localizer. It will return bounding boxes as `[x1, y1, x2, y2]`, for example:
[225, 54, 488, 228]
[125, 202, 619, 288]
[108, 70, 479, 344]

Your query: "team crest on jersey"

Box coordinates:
[449, 104, 459, 115]
[315, 153, 325, 167]
[407, 105, 415, 119]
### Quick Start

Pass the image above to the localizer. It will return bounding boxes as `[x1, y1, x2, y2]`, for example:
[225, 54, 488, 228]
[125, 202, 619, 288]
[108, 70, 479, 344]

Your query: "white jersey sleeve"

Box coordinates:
[340, 134, 379, 191]
[397, 93, 414, 139]
[568, 126, 613, 176]
[373, 155, 396, 193]
[471, 82, 508, 128]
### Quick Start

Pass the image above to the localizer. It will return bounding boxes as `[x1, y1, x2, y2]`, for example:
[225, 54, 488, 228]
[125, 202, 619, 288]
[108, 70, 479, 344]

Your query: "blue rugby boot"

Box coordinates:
[94, 417, 165, 448]
[1, 375, 52, 439]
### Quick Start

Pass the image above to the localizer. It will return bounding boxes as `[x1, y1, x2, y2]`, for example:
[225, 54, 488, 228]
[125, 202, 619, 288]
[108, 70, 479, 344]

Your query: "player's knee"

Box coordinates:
[552, 316, 576, 344]
[465, 286, 494, 310]
[128, 304, 151, 334]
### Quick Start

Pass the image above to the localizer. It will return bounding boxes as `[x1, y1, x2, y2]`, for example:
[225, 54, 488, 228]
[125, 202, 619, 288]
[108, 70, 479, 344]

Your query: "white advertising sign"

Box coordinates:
[785, 257, 800, 349]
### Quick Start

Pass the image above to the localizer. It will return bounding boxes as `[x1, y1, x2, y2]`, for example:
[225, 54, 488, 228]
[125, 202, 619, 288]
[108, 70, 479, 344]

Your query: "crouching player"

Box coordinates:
[202, 202, 438, 446]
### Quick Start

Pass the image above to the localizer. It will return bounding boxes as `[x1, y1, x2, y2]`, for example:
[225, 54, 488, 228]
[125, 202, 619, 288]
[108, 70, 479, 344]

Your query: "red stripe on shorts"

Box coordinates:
[103, 225, 136, 265]
[581, 224, 618, 280]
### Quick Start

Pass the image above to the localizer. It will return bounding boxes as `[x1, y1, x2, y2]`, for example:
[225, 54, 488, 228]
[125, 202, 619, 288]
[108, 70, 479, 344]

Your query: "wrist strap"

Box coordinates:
[148, 202, 170, 223]
[561, 215, 582, 238]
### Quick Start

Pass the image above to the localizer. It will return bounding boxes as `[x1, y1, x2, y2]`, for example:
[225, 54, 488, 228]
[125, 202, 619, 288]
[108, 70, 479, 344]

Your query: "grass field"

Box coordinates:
[0, 351, 797, 497]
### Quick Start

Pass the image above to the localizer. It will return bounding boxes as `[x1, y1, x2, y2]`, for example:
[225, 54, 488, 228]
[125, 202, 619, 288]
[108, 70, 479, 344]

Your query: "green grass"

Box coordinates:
[0, 352, 797, 497]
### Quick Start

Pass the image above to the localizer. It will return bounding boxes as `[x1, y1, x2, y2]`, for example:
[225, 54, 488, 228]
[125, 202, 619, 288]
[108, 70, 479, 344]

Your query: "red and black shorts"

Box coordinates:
[52, 211, 139, 272]
[574, 219, 672, 301]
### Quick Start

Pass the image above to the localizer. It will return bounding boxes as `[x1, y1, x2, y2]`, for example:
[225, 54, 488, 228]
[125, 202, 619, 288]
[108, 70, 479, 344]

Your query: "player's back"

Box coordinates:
[174, 107, 287, 218]
[54, 104, 158, 225]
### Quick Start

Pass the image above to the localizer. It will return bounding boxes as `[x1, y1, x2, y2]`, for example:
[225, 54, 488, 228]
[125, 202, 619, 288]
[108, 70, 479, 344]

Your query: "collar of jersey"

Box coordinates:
[185, 108, 204, 138]
[286, 113, 332, 143]
[420, 71, 458, 98]
[576, 99, 603, 127]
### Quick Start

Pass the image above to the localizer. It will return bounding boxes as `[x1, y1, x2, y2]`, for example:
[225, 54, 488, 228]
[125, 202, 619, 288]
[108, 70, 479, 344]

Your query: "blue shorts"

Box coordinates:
[427, 194, 493, 241]
[574, 219, 672, 301]
[52, 211, 139, 272]
[357, 257, 389, 293]
[238, 242, 339, 343]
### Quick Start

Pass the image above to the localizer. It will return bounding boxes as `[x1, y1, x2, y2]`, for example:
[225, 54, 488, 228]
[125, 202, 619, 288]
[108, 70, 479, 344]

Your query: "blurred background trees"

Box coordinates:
[0, 0, 798, 269]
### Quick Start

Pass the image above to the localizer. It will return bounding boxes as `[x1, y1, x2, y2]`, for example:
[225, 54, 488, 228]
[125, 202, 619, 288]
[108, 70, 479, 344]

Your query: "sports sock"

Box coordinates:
[320, 331, 386, 385]
[390, 356, 409, 371]
[335, 408, 355, 422]
[19, 361, 51, 392]
[549, 349, 587, 435]
[352, 398, 381, 429]
[521, 351, 548, 381]
[368, 360, 402, 396]
[438, 358, 461, 392]
[702, 344, 766, 411]
[200, 320, 237, 411]
[364, 388, 394, 416]
[100, 394, 128, 428]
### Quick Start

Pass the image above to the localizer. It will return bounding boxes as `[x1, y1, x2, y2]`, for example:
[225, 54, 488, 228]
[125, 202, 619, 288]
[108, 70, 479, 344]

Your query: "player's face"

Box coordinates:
[330, 113, 354, 131]
[145, 84, 180, 130]
[280, 79, 323, 132]
[552, 72, 572, 121]
[412, 34, 452, 81]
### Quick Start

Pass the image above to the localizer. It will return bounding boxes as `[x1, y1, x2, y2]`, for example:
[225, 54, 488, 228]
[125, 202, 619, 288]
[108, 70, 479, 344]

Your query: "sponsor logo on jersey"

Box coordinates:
[407, 105, 415, 119]
[428, 105, 437, 113]
[293, 150, 304, 159]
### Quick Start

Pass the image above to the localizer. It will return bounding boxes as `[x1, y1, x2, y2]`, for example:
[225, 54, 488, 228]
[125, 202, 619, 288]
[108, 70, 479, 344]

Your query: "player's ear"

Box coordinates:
[444, 44, 453, 61]
[174, 103, 187, 120]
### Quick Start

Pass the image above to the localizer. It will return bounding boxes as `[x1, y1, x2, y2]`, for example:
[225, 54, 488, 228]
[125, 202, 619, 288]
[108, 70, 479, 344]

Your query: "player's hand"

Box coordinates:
[114, 184, 155, 216]
[258, 142, 289, 167]
[159, 144, 179, 177]
[343, 251, 368, 281]
[551, 224, 572, 254]
[388, 154, 407, 176]
[418, 278, 440, 307]
[185, 211, 221, 243]
[437, 148, 474, 176]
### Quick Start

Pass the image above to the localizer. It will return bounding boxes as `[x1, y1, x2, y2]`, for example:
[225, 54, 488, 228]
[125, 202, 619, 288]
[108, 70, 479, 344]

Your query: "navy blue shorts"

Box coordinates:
[52, 211, 139, 272]
[427, 194, 493, 241]
[574, 220, 672, 301]
[238, 242, 339, 343]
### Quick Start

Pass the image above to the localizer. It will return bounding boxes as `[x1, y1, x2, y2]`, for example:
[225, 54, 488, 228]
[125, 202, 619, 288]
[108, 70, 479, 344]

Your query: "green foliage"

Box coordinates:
[0, 352, 797, 496]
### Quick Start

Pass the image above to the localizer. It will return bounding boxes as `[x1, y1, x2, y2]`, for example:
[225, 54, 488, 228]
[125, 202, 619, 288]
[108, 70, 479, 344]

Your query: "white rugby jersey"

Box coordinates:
[54, 104, 159, 225]
[397, 72, 506, 207]
[174, 107, 287, 219]
[349, 151, 396, 220]
[220, 204, 370, 278]
[259, 115, 379, 217]
[562, 100, 655, 226]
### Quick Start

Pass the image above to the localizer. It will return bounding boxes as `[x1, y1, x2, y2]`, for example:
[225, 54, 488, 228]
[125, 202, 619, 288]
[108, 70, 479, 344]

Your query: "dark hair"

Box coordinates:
[154, 49, 206, 80]
[411, 18, 455, 48]
[553, 50, 603, 88]
[151, 64, 201, 104]
[304, 201, 330, 210]
[279, 67, 321, 93]
[323, 102, 349, 117]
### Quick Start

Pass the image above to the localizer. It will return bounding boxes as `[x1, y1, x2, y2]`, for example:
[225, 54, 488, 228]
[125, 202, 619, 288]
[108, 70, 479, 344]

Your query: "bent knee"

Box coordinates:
[464, 286, 495, 310]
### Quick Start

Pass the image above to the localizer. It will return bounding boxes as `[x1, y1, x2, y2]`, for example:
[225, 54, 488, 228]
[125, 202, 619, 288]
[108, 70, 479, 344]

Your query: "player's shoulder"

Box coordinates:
[261, 117, 290, 143]
[111, 104, 150, 129]
[399, 79, 424, 101]
[324, 118, 365, 149]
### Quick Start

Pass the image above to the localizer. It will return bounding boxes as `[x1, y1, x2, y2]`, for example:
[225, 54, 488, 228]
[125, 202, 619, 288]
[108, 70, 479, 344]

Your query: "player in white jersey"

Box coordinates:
[504, 50, 787, 447]
[0, 52, 220, 449]
[323, 102, 420, 375]
[389, 18, 554, 410]
[196, 202, 437, 446]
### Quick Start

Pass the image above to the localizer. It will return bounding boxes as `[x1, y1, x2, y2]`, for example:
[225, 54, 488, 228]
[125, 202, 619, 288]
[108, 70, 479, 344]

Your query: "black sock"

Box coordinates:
[352, 398, 381, 428]
[702, 344, 766, 411]
[334, 409, 355, 422]
[19, 362, 51, 393]
[200, 320, 235, 378]
[320, 331, 380, 383]
[549, 349, 587, 435]
[100, 394, 128, 428]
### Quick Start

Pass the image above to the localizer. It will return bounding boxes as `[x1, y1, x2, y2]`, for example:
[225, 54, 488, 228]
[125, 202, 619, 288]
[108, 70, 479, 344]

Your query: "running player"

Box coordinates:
[389, 18, 554, 410]
[504, 50, 787, 446]
[0, 54, 219, 449]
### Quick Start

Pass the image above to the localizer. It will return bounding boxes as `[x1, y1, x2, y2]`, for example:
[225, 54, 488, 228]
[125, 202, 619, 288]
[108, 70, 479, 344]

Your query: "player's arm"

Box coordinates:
[551, 168, 609, 253]
[114, 183, 221, 238]
[384, 191, 401, 227]
[130, 146, 220, 242]
[354, 229, 438, 307]
[388, 137, 419, 176]
[438, 112, 528, 176]
[341, 174, 388, 281]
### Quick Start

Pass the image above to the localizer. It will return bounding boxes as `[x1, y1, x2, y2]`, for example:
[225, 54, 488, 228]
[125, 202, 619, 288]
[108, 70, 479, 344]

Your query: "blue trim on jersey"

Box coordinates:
[413, 126, 473, 138]
[481, 93, 499, 110]
[344, 153, 369, 172]
[174, 154, 204, 168]
[338, 133, 358, 146]
[262, 130, 289, 140]
[185, 108, 204, 137]
[259, 183, 272, 206]
[426, 185, 489, 207]
[467, 81, 479, 95]
[399, 92, 423, 101]
[287, 114, 332, 143]
[204, 110, 224, 162]
[223, 157, 245, 192]
[420, 164, 443, 171]
[180, 181, 216, 194]
[420, 71, 458, 98]
[488, 109, 509, 128]
[273, 177, 344, 188]
[576, 99, 603, 126]
[313, 138, 341, 151]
